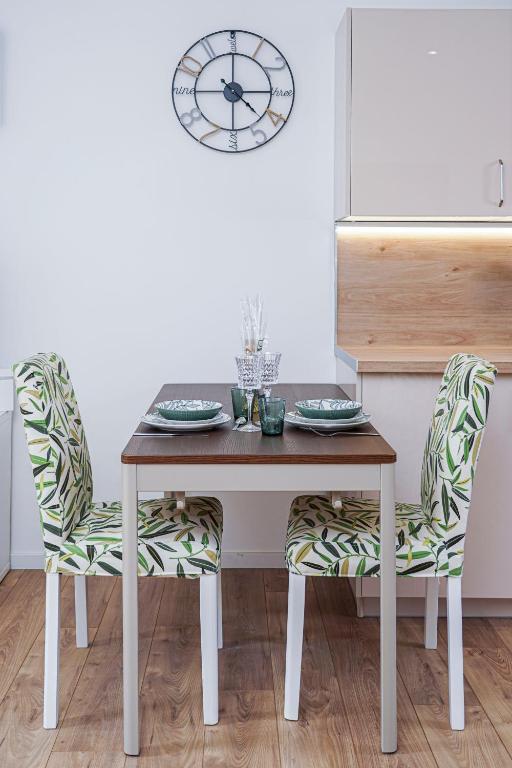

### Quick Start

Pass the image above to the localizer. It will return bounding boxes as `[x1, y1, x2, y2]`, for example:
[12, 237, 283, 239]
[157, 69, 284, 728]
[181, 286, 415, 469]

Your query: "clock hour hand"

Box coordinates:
[220, 79, 260, 117]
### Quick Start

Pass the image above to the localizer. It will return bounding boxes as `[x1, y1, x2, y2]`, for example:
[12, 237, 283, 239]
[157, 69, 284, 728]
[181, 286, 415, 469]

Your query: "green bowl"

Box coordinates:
[295, 399, 362, 420]
[155, 399, 223, 421]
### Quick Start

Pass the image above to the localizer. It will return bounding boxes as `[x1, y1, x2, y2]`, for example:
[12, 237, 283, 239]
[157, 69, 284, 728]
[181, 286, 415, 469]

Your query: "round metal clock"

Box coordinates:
[172, 30, 294, 153]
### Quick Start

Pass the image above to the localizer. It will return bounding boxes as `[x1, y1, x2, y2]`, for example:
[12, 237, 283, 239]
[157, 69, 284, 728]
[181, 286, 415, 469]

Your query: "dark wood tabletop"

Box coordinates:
[121, 383, 396, 465]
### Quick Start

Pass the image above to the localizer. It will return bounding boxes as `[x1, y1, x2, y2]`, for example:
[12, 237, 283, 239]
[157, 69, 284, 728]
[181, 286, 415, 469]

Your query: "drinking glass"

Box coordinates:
[261, 352, 282, 399]
[235, 354, 264, 432]
[258, 396, 286, 436]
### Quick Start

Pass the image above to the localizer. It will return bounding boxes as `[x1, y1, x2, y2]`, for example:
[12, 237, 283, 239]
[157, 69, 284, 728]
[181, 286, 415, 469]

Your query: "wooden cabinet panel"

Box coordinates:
[336, 224, 512, 353]
[347, 10, 512, 218]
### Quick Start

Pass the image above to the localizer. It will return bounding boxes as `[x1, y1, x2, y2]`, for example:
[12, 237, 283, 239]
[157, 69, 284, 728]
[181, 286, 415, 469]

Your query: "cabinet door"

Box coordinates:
[350, 10, 512, 218]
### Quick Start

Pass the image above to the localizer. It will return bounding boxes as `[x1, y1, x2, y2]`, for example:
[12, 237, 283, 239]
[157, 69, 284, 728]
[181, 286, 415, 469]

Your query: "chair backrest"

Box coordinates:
[420, 353, 496, 575]
[13, 353, 93, 561]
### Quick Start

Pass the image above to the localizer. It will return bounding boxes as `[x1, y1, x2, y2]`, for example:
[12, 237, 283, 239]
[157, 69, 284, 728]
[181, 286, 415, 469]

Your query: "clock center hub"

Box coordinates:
[223, 81, 243, 102]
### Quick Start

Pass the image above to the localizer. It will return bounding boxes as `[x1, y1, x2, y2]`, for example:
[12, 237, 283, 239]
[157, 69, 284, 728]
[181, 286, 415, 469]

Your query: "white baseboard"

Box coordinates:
[10, 552, 44, 569]
[10, 550, 285, 570]
[221, 551, 285, 568]
[361, 596, 512, 618]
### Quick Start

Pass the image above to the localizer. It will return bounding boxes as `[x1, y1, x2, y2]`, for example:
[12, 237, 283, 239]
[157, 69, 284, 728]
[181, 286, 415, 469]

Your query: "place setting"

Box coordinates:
[135, 400, 231, 436]
[285, 399, 377, 436]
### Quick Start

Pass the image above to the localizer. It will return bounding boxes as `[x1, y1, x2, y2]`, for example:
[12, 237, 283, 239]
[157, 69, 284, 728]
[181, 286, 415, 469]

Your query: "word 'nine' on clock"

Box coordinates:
[172, 86, 293, 97]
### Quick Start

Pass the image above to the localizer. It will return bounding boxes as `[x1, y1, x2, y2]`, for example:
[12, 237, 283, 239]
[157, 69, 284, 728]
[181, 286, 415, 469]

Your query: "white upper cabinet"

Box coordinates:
[339, 10, 512, 219]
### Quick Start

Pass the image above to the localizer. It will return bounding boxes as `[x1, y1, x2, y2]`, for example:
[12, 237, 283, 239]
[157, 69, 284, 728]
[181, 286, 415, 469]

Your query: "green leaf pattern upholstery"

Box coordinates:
[54, 497, 222, 576]
[14, 353, 222, 577]
[286, 354, 496, 579]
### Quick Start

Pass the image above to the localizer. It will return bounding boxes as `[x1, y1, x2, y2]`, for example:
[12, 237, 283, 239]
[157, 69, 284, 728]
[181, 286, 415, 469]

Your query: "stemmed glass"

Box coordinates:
[235, 354, 264, 432]
[261, 352, 281, 399]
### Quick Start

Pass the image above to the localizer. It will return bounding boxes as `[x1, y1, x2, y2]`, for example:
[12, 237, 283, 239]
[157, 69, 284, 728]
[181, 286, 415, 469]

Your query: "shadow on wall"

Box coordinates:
[0, 30, 5, 125]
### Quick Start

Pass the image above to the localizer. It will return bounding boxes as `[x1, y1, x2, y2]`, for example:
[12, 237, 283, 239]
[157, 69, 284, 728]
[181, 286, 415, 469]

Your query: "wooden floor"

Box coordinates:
[1, 570, 512, 767]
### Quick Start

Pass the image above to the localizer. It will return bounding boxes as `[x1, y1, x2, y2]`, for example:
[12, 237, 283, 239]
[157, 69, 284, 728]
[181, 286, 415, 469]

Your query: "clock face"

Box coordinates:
[172, 30, 294, 153]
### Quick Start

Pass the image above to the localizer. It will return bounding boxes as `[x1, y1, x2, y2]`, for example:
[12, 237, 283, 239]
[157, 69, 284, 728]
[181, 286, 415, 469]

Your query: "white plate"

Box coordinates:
[142, 411, 231, 432]
[287, 410, 371, 427]
[285, 412, 372, 432]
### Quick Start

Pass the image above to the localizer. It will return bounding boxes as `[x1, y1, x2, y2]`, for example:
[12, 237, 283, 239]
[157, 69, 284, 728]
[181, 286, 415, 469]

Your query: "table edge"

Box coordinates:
[121, 453, 397, 465]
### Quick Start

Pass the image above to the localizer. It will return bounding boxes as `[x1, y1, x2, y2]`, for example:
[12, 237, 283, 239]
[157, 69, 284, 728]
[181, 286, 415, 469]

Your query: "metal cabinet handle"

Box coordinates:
[499, 159, 504, 208]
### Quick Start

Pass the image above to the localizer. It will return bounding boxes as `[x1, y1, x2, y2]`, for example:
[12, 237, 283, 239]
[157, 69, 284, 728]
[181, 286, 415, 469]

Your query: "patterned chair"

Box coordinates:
[14, 353, 223, 729]
[283, 353, 496, 730]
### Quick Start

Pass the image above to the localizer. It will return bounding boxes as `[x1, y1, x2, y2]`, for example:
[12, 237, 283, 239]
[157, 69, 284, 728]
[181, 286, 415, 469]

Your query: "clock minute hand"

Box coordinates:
[220, 79, 260, 117]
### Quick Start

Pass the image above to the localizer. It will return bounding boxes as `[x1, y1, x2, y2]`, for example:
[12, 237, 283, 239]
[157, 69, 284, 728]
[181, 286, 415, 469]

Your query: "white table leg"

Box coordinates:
[123, 463, 139, 756]
[44, 573, 60, 729]
[425, 577, 439, 650]
[74, 575, 88, 648]
[380, 462, 397, 753]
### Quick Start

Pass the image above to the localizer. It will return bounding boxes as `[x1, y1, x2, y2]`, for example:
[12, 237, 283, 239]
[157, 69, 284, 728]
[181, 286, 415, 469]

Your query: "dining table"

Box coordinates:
[121, 382, 397, 755]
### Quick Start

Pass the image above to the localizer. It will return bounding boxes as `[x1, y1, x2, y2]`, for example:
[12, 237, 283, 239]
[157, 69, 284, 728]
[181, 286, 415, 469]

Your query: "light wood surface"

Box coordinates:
[337, 345, 512, 373]
[337, 227, 512, 373]
[2, 569, 512, 766]
[122, 383, 396, 465]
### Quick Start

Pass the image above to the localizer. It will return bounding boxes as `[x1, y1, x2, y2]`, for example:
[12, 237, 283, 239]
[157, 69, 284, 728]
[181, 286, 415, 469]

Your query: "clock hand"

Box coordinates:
[221, 79, 260, 117]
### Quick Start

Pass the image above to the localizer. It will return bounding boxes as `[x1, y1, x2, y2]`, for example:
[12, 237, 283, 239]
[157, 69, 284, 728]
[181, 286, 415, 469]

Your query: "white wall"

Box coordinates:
[1, 0, 510, 567]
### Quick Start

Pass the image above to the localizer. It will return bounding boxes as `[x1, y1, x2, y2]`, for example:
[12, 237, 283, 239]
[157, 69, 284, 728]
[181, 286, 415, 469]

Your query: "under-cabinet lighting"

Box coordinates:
[338, 216, 512, 223]
[335, 224, 512, 238]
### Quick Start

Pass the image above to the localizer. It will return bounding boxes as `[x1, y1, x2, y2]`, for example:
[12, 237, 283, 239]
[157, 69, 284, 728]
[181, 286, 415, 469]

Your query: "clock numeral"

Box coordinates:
[265, 108, 286, 127]
[263, 56, 286, 73]
[251, 36, 265, 60]
[250, 123, 267, 146]
[200, 37, 215, 60]
[229, 131, 238, 151]
[200, 124, 221, 144]
[178, 55, 203, 78]
[180, 107, 202, 127]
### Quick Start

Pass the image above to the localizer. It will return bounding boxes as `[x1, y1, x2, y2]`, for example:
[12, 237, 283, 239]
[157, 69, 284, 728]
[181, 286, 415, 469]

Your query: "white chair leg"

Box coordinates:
[44, 573, 60, 729]
[217, 570, 223, 650]
[200, 574, 219, 725]
[355, 576, 364, 618]
[447, 577, 464, 730]
[424, 577, 439, 649]
[74, 575, 88, 648]
[284, 573, 306, 720]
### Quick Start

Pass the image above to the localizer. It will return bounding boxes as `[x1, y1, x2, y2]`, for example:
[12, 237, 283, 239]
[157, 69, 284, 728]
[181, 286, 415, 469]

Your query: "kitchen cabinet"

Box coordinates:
[335, 9, 512, 219]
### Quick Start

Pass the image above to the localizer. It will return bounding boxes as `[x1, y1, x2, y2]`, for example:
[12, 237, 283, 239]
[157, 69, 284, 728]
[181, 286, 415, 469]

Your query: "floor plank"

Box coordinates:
[202, 570, 281, 768]
[0, 570, 24, 609]
[265, 570, 359, 768]
[0, 571, 47, 705]
[314, 577, 437, 768]
[51, 577, 164, 766]
[445, 618, 512, 758]
[399, 617, 512, 768]
[132, 578, 204, 768]
[0, 625, 97, 768]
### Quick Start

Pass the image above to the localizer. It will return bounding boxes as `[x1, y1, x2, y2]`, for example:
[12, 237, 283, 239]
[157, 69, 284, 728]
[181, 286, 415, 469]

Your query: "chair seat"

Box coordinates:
[48, 496, 222, 577]
[286, 495, 464, 578]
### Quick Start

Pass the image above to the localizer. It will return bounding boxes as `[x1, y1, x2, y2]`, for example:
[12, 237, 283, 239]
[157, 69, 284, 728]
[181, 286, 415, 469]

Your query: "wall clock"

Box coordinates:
[172, 29, 294, 153]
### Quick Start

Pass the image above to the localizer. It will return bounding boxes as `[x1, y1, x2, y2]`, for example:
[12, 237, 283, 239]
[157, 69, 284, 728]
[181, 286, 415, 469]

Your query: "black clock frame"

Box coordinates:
[171, 29, 295, 154]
